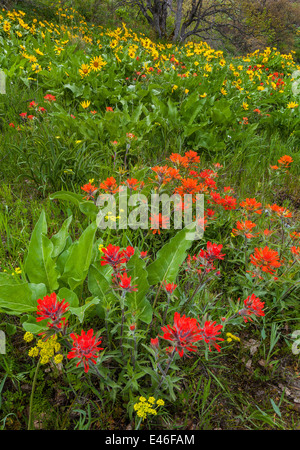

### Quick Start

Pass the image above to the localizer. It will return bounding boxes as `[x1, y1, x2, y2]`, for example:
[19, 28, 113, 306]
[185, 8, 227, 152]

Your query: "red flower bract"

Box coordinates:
[164, 281, 177, 295]
[238, 294, 265, 323]
[159, 312, 203, 357]
[199, 241, 225, 263]
[44, 94, 56, 102]
[250, 246, 281, 275]
[37, 292, 69, 328]
[100, 244, 126, 270]
[198, 321, 223, 352]
[67, 329, 104, 373]
[117, 272, 138, 292]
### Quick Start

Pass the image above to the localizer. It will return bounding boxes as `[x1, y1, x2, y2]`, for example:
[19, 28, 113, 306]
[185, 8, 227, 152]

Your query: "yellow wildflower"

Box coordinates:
[23, 332, 34, 343]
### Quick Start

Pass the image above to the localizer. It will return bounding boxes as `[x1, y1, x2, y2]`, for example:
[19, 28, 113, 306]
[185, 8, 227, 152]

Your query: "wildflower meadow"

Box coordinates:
[0, 0, 299, 432]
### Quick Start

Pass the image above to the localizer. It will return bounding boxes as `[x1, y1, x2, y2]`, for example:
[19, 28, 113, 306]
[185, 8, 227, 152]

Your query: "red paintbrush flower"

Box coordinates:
[266, 204, 292, 218]
[100, 244, 126, 270]
[232, 220, 257, 238]
[37, 292, 69, 328]
[221, 195, 237, 210]
[117, 272, 138, 292]
[200, 241, 226, 263]
[198, 321, 224, 352]
[163, 281, 177, 295]
[250, 246, 281, 275]
[238, 294, 265, 323]
[122, 245, 135, 263]
[150, 213, 170, 234]
[184, 150, 200, 165]
[169, 153, 188, 167]
[122, 178, 140, 191]
[240, 198, 262, 215]
[81, 182, 97, 199]
[44, 94, 56, 102]
[67, 329, 103, 373]
[159, 312, 203, 357]
[99, 177, 118, 194]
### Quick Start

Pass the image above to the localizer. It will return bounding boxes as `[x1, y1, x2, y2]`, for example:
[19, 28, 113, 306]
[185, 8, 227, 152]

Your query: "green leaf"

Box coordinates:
[57, 287, 79, 308]
[22, 315, 47, 334]
[62, 221, 97, 290]
[50, 191, 98, 219]
[126, 253, 152, 324]
[24, 210, 59, 292]
[88, 262, 112, 298]
[51, 215, 72, 259]
[69, 297, 100, 323]
[0, 282, 35, 314]
[147, 226, 196, 285]
[270, 399, 281, 418]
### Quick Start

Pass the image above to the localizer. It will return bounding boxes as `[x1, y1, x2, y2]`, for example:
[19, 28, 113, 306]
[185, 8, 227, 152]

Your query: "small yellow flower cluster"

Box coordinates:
[12, 267, 22, 276]
[28, 335, 63, 365]
[134, 396, 165, 421]
[23, 332, 34, 343]
[226, 332, 240, 343]
[4, 267, 22, 276]
[105, 212, 121, 222]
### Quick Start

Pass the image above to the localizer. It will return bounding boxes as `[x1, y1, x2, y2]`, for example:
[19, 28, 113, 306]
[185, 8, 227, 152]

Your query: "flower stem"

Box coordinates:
[155, 348, 176, 393]
[28, 359, 41, 430]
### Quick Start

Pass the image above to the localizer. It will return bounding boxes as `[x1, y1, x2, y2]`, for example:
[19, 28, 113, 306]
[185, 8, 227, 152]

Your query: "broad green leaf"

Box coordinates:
[147, 226, 196, 286]
[0, 282, 35, 313]
[88, 262, 113, 299]
[24, 210, 59, 292]
[51, 215, 72, 259]
[50, 191, 98, 219]
[22, 315, 47, 334]
[63, 221, 97, 290]
[126, 253, 152, 324]
[57, 287, 79, 308]
[69, 297, 100, 323]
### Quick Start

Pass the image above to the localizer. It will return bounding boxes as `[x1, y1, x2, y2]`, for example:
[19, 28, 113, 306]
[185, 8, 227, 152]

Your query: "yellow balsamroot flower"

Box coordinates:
[31, 63, 42, 73]
[34, 48, 44, 56]
[287, 101, 299, 109]
[172, 85, 178, 92]
[79, 63, 91, 78]
[89, 55, 107, 71]
[80, 100, 91, 109]
[23, 332, 34, 343]
[184, 89, 189, 94]
[3, 21, 11, 33]
[242, 102, 249, 110]
[221, 88, 227, 96]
